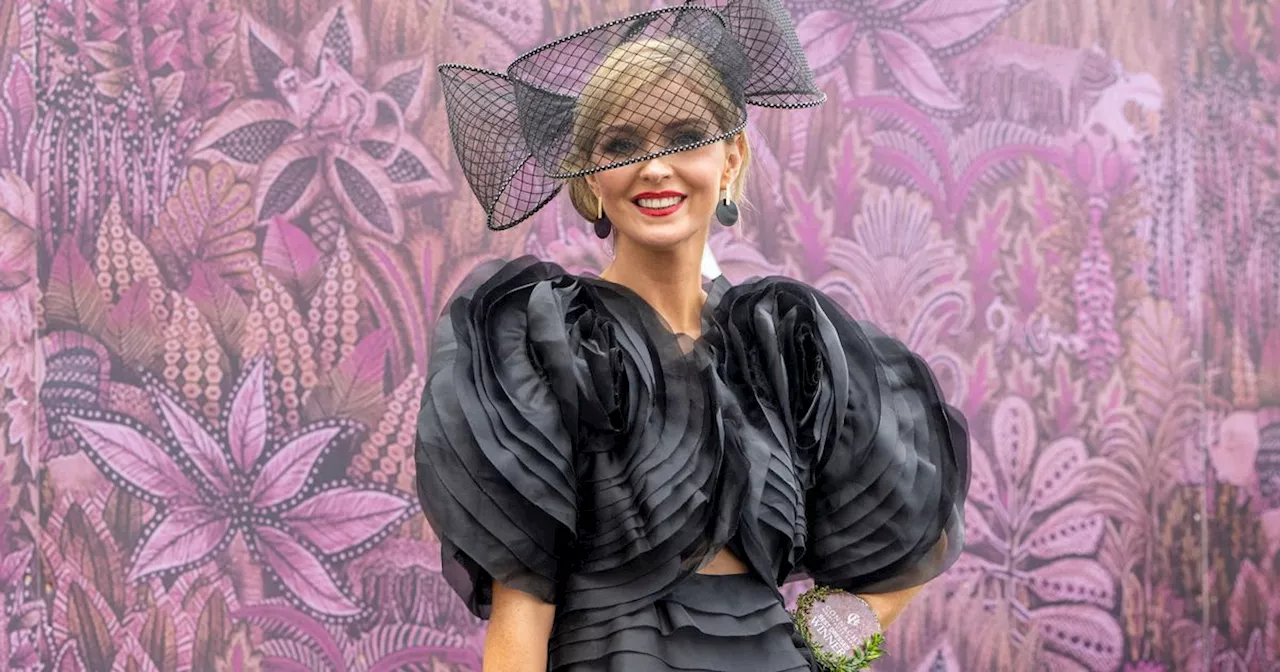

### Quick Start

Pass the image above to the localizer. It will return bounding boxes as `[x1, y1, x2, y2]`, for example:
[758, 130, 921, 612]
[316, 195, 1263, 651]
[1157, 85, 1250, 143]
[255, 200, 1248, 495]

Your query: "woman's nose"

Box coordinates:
[637, 153, 673, 180]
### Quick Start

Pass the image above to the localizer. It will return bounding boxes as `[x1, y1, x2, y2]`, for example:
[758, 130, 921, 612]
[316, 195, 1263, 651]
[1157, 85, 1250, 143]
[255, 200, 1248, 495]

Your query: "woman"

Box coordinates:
[416, 2, 969, 670]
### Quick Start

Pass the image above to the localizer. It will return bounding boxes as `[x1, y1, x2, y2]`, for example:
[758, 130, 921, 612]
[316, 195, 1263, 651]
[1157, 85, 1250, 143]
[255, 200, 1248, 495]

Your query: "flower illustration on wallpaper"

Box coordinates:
[792, 0, 1023, 112]
[191, 0, 449, 243]
[60, 358, 415, 621]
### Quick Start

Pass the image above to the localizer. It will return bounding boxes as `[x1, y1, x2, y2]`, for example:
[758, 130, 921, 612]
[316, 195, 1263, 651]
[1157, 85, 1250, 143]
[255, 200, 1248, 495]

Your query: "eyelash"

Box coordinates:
[600, 129, 708, 157]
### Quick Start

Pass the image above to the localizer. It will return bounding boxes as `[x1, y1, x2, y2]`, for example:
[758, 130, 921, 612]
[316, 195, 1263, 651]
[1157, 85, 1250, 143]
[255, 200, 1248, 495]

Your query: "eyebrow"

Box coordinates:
[597, 117, 709, 137]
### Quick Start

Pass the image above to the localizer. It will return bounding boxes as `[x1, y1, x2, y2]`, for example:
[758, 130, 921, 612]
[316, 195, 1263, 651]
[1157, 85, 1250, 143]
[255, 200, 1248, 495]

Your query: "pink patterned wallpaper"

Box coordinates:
[0, 0, 1275, 670]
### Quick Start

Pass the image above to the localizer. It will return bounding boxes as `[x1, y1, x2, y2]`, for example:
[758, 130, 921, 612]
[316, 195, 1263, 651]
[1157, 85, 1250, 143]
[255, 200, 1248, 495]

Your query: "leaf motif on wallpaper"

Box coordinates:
[959, 394, 1122, 671]
[0, 59, 36, 171]
[240, 268, 319, 433]
[64, 581, 118, 672]
[39, 331, 113, 457]
[192, 589, 233, 672]
[350, 365, 424, 491]
[189, 100, 300, 177]
[1018, 555, 1121, 606]
[456, 0, 545, 48]
[793, 0, 999, 112]
[1024, 435, 1089, 517]
[46, 238, 108, 335]
[148, 163, 258, 295]
[103, 487, 147, 561]
[960, 341, 1001, 421]
[151, 70, 185, 118]
[237, 599, 477, 672]
[92, 197, 166, 313]
[300, 1, 370, 79]
[359, 126, 451, 202]
[236, 602, 343, 669]
[57, 502, 128, 620]
[858, 95, 1052, 226]
[184, 261, 250, 355]
[1225, 560, 1273, 649]
[238, 12, 297, 95]
[1089, 301, 1200, 551]
[303, 329, 391, 428]
[952, 122, 1050, 203]
[991, 395, 1037, 494]
[1018, 501, 1106, 561]
[102, 281, 161, 369]
[252, 525, 363, 617]
[350, 230, 436, 372]
[1123, 298, 1199, 437]
[253, 141, 326, 222]
[1043, 352, 1090, 438]
[325, 144, 404, 242]
[795, 10, 861, 77]
[820, 186, 972, 359]
[262, 216, 323, 299]
[307, 229, 363, 376]
[1030, 605, 1125, 671]
[899, 0, 1014, 52]
[369, 0, 435, 64]
[211, 624, 265, 671]
[139, 604, 179, 672]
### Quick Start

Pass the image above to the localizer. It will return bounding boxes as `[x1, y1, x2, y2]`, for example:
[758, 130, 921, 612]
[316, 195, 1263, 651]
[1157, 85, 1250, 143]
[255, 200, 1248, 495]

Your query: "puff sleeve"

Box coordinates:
[713, 278, 970, 594]
[413, 258, 580, 617]
[801, 297, 969, 593]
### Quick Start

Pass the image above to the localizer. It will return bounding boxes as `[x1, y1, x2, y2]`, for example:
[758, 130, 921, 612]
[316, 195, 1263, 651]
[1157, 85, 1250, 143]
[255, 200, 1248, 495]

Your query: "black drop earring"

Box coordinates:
[716, 186, 739, 226]
[594, 194, 611, 239]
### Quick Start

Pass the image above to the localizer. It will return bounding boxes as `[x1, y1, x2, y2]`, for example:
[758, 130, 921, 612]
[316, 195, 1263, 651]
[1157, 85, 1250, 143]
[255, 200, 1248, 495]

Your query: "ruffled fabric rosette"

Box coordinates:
[707, 277, 970, 595]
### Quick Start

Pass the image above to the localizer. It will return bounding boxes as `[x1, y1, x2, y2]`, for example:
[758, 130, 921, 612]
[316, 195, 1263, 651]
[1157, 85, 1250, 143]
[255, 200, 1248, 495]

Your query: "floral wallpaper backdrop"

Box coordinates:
[0, 0, 1276, 669]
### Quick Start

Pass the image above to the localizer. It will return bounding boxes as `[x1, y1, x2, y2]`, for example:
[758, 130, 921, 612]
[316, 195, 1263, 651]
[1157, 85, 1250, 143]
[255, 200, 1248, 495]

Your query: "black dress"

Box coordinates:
[414, 257, 969, 671]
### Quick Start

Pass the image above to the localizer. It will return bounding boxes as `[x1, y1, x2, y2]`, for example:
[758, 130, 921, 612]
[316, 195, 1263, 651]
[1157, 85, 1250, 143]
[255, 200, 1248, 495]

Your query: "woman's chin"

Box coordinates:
[616, 217, 706, 250]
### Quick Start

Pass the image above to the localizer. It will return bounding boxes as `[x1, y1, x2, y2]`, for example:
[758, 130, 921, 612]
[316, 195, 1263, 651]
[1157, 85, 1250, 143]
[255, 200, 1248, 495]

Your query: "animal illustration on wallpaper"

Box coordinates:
[274, 46, 405, 162]
[953, 37, 1163, 144]
[190, 3, 449, 245]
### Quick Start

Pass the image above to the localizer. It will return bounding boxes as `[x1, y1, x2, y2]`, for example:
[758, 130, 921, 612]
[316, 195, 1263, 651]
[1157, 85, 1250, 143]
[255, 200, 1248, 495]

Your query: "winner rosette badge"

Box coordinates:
[792, 586, 886, 671]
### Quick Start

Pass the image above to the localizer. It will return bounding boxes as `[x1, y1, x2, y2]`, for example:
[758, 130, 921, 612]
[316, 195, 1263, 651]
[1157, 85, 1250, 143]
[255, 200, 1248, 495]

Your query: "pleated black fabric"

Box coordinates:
[414, 257, 969, 671]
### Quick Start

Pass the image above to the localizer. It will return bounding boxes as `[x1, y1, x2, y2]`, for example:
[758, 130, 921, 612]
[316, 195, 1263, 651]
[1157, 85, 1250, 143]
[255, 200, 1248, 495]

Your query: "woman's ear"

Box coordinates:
[722, 134, 745, 188]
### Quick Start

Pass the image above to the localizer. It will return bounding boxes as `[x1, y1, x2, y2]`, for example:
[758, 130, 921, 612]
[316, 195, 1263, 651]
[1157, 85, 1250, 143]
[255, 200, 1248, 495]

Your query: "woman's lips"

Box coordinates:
[632, 195, 686, 217]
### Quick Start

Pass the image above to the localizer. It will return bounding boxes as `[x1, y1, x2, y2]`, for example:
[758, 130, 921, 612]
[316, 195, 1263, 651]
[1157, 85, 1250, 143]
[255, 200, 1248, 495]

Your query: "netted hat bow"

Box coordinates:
[437, 0, 825, 230]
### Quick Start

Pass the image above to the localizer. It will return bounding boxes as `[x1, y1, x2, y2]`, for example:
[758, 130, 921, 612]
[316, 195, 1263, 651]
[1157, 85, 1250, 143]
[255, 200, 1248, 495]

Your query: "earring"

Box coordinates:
[715, 186, 739, 227]
[594, 194, 611, 239]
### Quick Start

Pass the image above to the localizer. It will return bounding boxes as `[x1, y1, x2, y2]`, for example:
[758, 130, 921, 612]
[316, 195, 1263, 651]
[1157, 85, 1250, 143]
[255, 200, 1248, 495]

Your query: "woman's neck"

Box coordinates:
[600, 238, 708, 338]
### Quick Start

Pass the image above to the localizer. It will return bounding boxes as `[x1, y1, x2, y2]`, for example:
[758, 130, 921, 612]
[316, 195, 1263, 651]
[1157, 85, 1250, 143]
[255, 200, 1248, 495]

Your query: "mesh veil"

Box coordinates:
[438, 0, 825, 230]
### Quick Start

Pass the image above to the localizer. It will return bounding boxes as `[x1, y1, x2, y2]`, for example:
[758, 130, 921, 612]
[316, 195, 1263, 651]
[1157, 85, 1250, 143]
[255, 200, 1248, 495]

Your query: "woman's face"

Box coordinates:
[585, 82, 742, 251]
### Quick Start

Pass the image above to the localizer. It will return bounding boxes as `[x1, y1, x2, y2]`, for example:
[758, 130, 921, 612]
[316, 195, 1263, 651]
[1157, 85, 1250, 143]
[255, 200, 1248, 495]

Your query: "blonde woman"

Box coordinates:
[416, 2, 969, 670]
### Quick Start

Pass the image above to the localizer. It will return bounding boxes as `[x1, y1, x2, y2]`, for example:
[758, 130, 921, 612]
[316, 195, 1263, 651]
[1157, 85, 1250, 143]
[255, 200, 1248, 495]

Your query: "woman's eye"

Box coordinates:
[671, 129, 707, 146]
[601, 137, 640, 156]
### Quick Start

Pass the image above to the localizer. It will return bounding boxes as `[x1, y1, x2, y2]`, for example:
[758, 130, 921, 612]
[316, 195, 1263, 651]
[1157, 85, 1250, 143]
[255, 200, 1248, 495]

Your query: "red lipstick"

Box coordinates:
[631, 191, 687, 218]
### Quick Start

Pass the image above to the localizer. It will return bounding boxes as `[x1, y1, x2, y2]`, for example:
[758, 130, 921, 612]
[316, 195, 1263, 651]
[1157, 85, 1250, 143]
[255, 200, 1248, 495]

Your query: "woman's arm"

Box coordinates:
[484, 581, 556, 672]
[857, 584, 924, 628]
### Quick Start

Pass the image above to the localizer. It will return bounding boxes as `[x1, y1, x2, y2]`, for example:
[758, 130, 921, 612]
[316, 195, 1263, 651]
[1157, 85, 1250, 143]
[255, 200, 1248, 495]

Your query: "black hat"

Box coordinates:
[437, 0, 825, 230]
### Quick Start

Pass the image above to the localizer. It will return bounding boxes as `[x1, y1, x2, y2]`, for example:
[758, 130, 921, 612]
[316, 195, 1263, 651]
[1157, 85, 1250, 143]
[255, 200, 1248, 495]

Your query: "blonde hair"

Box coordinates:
[563, 37, 752, 223]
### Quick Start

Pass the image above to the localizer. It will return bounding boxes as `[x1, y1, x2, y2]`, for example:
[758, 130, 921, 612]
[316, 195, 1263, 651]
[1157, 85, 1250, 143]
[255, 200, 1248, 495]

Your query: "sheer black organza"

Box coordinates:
[436, 0, 825, 230]
[414, 259, 969, 671]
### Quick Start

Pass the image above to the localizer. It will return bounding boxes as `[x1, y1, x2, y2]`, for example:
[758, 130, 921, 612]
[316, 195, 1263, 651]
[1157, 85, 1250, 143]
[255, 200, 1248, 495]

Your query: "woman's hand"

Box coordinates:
[856, 585, 923, 629]
[485, 581, 556, 672]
